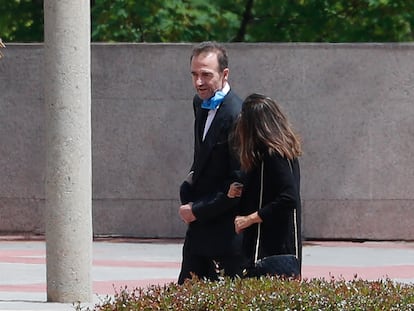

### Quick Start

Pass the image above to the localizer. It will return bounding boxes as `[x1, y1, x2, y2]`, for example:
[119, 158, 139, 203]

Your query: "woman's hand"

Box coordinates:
[234, 212, 262, 234]
[227, 182, 244, 198]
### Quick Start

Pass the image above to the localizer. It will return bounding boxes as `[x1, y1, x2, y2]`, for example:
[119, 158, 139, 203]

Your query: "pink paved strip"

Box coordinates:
[306, 241, 414, 249]
[303, 265, 414, 280]
[93, 259, 181, 269]
[0, 253, 181, 268]
[0, 250, 45, 264]
[1, 269, 413, 295]
[0, 250, 44, 257]
[0, 257, 44, 264]
[93, 279, 177, 293]
[0, 280, 177, 294]
[0, 284, 45, 293]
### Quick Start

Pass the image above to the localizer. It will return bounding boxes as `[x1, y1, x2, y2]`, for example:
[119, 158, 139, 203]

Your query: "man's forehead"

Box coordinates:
[191, 57, 220, 73]
[191, 67, 216, 74]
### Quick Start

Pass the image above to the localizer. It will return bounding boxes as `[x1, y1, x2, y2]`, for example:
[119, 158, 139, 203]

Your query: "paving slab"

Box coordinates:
[0, 237, 413, 310]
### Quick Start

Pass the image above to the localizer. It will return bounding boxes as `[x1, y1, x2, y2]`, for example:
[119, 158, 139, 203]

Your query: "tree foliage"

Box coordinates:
[90, 0, 243, 42]
[1, 0, 414, 43]
[0, 0, 44, 42]
[244, 0, 414, 42]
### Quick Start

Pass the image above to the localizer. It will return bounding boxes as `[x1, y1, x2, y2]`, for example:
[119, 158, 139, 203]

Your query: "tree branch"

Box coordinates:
[232, 0, 254, 42]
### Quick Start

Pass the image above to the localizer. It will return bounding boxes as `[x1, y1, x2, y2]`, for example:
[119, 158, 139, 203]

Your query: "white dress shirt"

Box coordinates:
[202, 82, 230, 141]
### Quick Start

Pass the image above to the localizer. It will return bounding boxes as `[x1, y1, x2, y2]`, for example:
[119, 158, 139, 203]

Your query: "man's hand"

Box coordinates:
[179, 203, 196, 224]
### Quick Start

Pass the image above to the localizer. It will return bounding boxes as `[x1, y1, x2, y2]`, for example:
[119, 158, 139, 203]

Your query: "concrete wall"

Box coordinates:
[1, 43, 413, 240]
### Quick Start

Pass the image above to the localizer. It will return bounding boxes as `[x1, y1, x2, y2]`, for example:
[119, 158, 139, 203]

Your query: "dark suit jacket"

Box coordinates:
[239, 152, 302, 271]
[180, 90, 243, 257]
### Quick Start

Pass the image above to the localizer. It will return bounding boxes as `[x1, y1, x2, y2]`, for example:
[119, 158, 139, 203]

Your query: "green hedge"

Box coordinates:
[83, 276, 414, 310]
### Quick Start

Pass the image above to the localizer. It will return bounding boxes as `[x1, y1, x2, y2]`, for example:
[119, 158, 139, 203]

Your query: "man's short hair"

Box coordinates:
[191, 41, 229, 72]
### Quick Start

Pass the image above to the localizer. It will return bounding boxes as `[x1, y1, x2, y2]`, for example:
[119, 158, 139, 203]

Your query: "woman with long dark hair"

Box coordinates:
[228, 93, 303, 276]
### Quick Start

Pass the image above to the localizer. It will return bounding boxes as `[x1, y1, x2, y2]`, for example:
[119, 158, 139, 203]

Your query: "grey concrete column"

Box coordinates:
[44, 0, 92, 303]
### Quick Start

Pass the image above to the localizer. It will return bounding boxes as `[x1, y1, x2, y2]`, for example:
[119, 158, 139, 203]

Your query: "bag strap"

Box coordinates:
[254, 158, 299, 263]
[288, 159, 300, 259]
[254, 161, 264, 263]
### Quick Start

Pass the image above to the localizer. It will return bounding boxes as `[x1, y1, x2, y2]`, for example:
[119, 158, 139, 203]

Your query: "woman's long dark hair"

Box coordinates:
[233, 93, 302, 171]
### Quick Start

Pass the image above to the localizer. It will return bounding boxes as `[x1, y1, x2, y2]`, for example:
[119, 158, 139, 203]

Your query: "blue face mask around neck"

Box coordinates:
[201, 90, 226, 110]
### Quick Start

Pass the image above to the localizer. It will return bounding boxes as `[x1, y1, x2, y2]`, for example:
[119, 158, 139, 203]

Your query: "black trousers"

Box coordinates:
[177, 239, 242, 285]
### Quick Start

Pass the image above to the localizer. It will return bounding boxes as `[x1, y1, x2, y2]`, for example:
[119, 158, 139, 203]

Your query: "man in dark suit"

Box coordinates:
[178, 41, 243, 284]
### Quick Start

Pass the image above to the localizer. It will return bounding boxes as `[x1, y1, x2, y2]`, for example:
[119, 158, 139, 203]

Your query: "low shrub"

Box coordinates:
[84, 276, 414, 310]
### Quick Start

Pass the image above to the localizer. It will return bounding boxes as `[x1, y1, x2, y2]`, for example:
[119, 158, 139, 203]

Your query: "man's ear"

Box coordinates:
[222, 68, 229, 82]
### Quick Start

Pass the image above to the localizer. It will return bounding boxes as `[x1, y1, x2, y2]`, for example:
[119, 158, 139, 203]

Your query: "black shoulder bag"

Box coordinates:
[249, 160, 300, 279]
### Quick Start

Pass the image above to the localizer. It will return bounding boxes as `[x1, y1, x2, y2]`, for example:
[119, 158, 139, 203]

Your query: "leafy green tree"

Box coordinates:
[0, 0, 44, 42]
[1, 0, 413, 43]
[243, 0, 414, 42]
[91, 0, 242, 42]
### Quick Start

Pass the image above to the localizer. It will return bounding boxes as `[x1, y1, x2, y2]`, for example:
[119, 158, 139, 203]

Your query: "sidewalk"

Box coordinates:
[0, 237, 413, 310]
